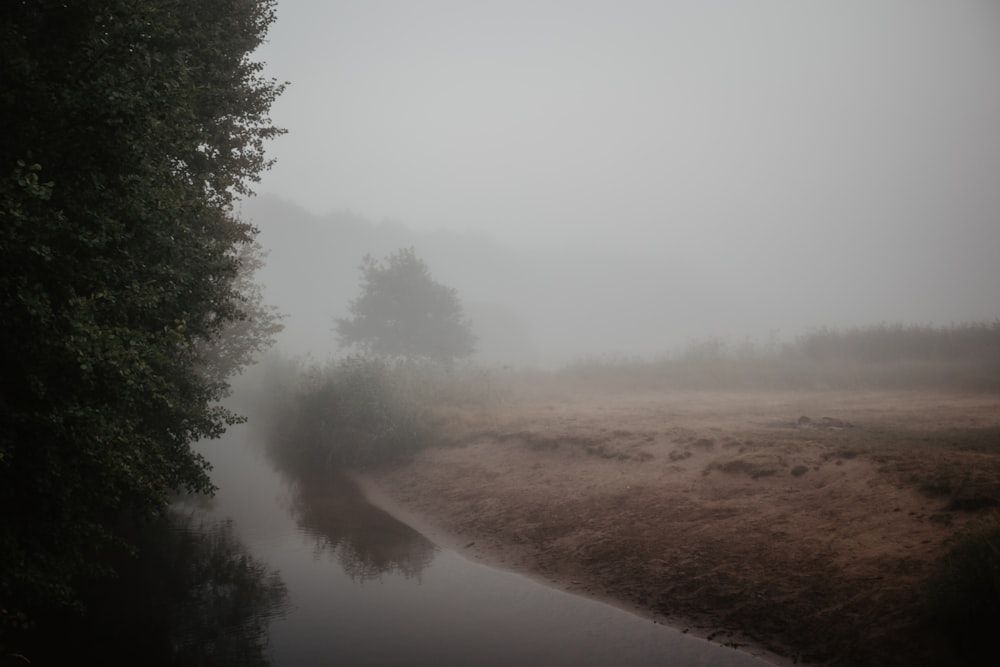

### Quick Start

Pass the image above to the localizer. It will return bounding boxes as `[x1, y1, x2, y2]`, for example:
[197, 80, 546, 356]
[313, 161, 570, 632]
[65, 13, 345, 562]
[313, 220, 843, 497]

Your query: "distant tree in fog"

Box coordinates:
[335, 248, 476, 364]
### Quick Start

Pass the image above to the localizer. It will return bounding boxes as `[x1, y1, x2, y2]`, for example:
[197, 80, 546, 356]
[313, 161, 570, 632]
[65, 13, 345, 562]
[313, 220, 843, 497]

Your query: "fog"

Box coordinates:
[244, 0, 1000, 366]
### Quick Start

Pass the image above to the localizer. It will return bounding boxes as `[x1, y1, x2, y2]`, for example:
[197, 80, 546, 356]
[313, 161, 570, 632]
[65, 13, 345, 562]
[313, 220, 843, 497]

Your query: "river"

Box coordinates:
[186, 418, 774, 667]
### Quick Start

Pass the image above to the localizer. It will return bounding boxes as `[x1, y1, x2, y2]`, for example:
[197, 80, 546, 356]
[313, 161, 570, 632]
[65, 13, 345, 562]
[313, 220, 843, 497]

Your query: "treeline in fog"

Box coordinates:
[563, 320, 1000, 392]
[789, 321, 1000, 364]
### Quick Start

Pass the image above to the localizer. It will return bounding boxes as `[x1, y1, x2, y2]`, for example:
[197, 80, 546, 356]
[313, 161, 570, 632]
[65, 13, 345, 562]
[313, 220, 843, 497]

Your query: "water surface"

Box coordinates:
[195, 422, 772, 666]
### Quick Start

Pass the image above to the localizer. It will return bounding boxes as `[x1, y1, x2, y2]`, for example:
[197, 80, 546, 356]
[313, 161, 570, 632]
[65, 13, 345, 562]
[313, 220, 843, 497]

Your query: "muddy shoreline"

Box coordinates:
[354, 389, 1000, 665]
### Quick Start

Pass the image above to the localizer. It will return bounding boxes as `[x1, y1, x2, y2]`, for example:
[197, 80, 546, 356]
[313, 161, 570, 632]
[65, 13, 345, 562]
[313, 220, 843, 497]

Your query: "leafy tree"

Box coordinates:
[335, 248, 476, 364]
[197, 240, 286, 388]
[0, 0, 285, 635]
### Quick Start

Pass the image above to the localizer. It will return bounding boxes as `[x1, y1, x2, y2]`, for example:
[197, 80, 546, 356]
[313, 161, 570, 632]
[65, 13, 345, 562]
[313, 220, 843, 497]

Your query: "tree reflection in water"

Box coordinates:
[286, 470, 438, 582]
[164, 512, 289, 666]
[23, 510, 288, 667]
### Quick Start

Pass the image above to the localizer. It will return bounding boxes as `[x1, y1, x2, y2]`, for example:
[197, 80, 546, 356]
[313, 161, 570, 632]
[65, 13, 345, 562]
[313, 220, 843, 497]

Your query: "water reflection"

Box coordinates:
[162, 511, 289, 665]
[203, 422, 773, 666]
[32, 509, 288, 667]
[286, 470, 437, 581]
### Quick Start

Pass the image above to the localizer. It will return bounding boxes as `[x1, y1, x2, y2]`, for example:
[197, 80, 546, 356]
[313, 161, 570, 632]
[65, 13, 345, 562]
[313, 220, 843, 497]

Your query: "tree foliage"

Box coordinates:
[0, 0, 285, 631]
[335, 248, 476, 364]
[197, 240, 286, 388]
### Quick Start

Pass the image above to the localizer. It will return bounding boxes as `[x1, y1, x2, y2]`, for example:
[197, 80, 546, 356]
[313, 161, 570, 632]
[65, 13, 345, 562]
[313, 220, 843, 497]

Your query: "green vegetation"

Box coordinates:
[335, 248, 477, 365]
[561, 321, 1000, 391]
[0, 0, 284, 645]
[197, 240, 286, 388]
[269, 357, 441, 472]
[254, 350, 512, 475]
[927, 523, 1000, 664]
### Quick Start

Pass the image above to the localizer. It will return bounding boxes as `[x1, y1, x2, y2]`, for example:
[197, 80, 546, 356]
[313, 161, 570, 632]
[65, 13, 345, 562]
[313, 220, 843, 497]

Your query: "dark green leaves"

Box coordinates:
[0, 0, 284, 635]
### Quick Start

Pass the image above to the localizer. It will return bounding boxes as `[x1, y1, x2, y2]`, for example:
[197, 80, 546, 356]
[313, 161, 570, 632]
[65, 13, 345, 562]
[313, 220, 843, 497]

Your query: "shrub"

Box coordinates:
[273, 356, 437, 472]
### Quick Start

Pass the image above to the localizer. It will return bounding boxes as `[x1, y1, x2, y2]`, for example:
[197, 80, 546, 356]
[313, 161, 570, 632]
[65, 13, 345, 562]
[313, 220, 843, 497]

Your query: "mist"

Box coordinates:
[242, 193, 994, 368]
[239, 0, 999, 365]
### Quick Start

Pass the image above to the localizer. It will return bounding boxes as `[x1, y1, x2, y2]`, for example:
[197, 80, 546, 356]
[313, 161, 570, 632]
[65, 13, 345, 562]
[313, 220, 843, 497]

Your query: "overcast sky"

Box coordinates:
[251, 0, 1000, 335]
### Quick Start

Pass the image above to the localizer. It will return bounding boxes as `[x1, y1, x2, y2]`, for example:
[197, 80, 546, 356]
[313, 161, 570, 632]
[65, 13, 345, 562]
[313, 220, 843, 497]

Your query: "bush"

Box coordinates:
[272, 356, 437, 472]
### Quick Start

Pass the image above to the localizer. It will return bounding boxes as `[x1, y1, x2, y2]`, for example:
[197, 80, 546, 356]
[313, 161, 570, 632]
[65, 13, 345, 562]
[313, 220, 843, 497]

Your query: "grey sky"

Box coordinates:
[251, 0, 1000, 346]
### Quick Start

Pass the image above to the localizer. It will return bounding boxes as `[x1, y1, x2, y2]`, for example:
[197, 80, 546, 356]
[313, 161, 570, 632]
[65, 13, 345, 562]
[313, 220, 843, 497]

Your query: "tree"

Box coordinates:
[335, 248, 477, 364]
[0, 0, 285, 633]
[197, 240, 286, 388]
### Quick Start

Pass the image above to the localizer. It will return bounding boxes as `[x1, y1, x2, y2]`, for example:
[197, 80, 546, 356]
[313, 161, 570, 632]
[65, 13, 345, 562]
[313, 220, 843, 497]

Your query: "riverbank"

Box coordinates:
[359, 386, 1000, 665]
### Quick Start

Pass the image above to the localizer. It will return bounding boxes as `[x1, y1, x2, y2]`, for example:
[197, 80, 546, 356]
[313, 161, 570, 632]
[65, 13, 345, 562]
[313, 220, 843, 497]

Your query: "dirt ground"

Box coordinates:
[361, 385, 1000, 666]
